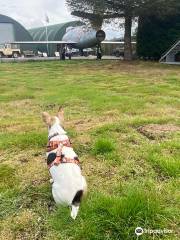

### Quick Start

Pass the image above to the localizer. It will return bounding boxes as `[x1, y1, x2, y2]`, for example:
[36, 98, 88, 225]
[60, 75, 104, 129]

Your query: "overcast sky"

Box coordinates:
[0, 0, 75, 28]
[0, 0, 123, 39]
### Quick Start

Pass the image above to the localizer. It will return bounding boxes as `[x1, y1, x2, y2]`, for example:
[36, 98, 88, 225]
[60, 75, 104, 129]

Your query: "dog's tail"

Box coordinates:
[71, 190, 83, 220]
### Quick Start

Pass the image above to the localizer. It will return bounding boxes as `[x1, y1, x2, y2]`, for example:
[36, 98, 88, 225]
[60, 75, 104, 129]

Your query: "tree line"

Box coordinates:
[66, 0, 180, 60]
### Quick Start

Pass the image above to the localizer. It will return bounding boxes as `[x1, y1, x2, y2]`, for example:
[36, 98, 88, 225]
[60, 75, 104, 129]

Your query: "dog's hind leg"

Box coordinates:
[70, 190, 83, 220]
[71, 205, 80, 220]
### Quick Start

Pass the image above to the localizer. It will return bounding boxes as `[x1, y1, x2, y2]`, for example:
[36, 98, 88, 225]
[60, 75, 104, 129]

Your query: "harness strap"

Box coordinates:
[48, 156, 80, 169]
[48, 132, 60, 141]
[47, 139, 71, 152]
[46, 137, 80, 169]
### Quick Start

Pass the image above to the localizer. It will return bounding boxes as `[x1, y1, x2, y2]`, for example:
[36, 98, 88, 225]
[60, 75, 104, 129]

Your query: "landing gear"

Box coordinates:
[61, 49, 66, 60]
[79, 49, 84, 56]
[58, 44, 66, 60]
[96, 45, 102, 60]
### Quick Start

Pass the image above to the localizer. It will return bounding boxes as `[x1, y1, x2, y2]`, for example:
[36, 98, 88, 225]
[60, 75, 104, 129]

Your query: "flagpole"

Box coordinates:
[45, 14, 49, 56]
[45, 23, 49, 56]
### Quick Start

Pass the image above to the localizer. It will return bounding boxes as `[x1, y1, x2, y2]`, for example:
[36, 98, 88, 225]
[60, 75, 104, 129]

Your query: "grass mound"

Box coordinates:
[92, 138, 116, 155]
[138, 124, 180, 140]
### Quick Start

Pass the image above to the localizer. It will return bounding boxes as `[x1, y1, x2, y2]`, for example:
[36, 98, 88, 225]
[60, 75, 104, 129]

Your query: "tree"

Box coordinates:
[137, 13, 180, 60]
[104, 0, 180, 60]
[66, 0, 123, 30]
[66, 0, 180, 60]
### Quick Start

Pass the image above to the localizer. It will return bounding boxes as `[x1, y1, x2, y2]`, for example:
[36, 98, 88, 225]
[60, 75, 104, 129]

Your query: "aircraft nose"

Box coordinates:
[96, 30, 106, 42]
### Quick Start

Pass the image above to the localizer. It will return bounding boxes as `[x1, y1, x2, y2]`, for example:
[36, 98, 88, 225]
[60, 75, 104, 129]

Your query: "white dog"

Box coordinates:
[42, 108, 87, 219]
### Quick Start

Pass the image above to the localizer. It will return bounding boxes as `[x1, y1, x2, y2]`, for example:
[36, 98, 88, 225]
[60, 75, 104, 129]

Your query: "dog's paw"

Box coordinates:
[71, 205, 79, 220]
[50, 178, 54, 184]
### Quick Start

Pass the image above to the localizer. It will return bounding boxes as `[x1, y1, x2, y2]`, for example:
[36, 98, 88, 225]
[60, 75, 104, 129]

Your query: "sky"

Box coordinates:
[0, 0, 123, 39]
[0, 0, 74, 28]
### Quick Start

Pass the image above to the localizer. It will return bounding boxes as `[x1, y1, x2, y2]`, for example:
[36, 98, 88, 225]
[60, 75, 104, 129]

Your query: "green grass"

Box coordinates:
[0, 164, 19, 191]
[49, 186, 165, 240]
[92, 138, 116, 155]
[0, 132, 47, 150]
[0, 60, 180, 240]
[147, 141, 180, 178]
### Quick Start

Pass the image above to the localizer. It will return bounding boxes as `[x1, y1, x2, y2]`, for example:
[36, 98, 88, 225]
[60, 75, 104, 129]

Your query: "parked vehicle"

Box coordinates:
[38, 51, 43, 57]
[112, 47, 124, 57]
[0, 44, 21, 58]
[23, 50, 35, 57]
[83, 48, 95, 56]
[71, 48, 79, 56]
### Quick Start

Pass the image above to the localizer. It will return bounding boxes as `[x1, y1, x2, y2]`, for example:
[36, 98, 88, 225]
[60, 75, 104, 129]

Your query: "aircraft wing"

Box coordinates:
[9, 41, 77, 44]
[102, 41, 136, 44]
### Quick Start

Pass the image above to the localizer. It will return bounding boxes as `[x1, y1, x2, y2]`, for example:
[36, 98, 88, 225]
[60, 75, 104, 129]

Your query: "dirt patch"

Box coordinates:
[138, 124, 180, 140]
[68, 111, 119, 132]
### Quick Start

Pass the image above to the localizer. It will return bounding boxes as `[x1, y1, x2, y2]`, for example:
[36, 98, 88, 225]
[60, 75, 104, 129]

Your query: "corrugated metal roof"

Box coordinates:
[29, 21, 83, 41]
[0, 14, 34, 52]
[0, 14, 33, 42]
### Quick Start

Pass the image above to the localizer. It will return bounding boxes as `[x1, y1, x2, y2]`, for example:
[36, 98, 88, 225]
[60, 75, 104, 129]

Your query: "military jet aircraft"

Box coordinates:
[9, 25, 136, 59]
[10, 26, 106, 59]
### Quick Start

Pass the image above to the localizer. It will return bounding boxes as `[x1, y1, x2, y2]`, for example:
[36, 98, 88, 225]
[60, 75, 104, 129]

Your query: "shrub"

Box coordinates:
[92, 138, 115, 155]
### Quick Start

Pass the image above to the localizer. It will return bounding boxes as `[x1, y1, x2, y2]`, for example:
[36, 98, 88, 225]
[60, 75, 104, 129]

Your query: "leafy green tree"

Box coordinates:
[66, 0, 180, 60]
[104, 0, 180, 60]
[137, 14, 180, 60]
[66, 0, 122, 30]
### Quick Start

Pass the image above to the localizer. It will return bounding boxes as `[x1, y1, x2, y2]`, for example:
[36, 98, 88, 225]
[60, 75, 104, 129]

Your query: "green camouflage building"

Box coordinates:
[29, 21, 83, 56]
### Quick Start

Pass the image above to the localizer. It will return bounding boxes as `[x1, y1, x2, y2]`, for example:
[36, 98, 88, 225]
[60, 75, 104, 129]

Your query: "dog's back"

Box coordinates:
[50, 164, 86, 205]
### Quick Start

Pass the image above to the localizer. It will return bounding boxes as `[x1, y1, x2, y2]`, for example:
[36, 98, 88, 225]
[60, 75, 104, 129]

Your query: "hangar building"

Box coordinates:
[0, 14, 34, 52]
[29, 21, 83, 56]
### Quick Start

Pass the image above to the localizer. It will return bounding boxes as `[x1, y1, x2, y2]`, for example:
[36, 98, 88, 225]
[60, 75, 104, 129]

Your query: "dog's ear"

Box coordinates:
[57, 107, 64, 123]
[42, 112, 52, 126]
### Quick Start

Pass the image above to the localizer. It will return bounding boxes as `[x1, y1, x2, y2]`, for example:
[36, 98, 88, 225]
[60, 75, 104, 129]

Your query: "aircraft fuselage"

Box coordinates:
[62, 26, 106, 50]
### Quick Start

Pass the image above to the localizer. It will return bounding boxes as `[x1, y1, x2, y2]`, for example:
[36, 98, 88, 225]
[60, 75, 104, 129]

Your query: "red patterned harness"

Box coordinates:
[47, 139, 71, 152]
[46, 138, 80, 169]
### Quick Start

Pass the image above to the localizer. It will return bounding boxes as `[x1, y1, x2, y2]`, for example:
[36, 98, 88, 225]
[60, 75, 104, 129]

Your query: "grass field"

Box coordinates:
[0, 60, 179, 240]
